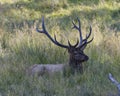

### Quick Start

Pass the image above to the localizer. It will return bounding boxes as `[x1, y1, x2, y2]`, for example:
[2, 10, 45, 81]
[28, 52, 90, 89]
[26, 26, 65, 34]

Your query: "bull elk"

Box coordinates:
[27, 17, 93, 76]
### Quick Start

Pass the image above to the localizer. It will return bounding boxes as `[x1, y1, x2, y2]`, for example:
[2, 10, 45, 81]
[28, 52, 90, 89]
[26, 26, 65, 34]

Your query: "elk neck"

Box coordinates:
[68, 55, 83, 73]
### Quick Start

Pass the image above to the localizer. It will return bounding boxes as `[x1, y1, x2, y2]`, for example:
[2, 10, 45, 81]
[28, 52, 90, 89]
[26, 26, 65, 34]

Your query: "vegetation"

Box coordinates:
[0, 0, 120, 95]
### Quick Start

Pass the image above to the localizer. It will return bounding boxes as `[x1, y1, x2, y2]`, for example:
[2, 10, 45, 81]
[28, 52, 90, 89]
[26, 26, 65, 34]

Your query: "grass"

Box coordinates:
[0, 0, 120, 96]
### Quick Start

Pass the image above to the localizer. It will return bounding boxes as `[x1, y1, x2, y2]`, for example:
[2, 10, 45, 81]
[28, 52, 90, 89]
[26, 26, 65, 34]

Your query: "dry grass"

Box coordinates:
[0, 0, 120, 95]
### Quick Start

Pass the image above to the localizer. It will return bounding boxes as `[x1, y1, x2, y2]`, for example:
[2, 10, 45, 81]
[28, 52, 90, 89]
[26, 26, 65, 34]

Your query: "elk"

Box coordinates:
[27, 17, 93, 76]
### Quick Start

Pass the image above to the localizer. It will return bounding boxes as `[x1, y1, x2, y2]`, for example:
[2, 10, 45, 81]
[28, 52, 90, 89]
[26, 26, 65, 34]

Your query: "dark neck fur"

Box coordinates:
[69, 56, 83, 73]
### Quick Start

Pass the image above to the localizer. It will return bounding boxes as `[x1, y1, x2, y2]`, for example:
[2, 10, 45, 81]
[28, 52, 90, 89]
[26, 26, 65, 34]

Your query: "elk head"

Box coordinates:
[36, 17, 93, 73]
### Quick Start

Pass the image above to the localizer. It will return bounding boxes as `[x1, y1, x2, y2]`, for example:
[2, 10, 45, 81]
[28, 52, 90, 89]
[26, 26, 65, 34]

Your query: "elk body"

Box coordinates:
[27, 17, 93, 76]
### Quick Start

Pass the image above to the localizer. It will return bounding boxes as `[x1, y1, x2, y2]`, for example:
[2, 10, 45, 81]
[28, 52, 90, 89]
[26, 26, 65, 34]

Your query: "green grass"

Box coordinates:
[0, 0, 120, 96]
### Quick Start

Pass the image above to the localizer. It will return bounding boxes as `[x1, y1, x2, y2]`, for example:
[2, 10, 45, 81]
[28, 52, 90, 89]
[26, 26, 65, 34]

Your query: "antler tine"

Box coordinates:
[78, 26, 93, 50]
[88, 26, 92, 38]
[36, 17, 56, 43]
[36, 17, 68, 48]
[36, 17, 46, 33]
[72, 17, 83, 45]
[77, 17, 83, 45]
[81, 26, 92, 43]
[68, 39, 79, 48]
[54, 34, 68, 48]
[85, 26, 92, 40]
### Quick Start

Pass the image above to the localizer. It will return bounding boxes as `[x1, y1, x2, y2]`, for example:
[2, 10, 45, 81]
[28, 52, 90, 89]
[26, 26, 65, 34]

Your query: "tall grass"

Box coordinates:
[0, 0, 120, 96]
[0, 22, 120, 96]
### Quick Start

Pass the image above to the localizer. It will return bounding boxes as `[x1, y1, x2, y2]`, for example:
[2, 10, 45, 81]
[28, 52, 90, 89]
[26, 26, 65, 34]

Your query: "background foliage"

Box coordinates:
[0, 0, 120, 95]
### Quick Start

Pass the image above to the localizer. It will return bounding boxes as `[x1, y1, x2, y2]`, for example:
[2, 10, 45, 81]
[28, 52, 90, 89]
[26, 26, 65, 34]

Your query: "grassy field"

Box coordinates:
[0, 0, 120, 96]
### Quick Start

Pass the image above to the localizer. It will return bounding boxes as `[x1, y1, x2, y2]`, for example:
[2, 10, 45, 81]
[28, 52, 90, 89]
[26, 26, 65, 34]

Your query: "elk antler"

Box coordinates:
[72, 17, 93, 50]
[36, 17, 93, 49]
[36, 17, 79, 48]
[36, 17, 69, 48]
